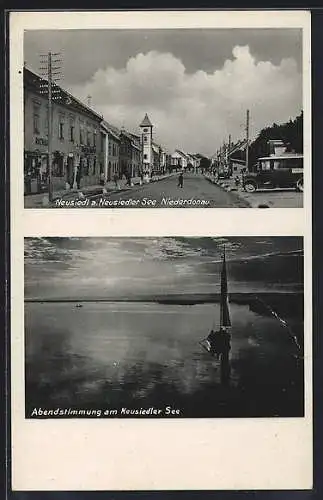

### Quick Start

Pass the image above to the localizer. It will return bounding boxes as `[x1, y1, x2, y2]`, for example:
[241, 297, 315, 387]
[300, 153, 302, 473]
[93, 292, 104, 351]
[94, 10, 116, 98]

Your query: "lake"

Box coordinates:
[25, 299, 304, 418]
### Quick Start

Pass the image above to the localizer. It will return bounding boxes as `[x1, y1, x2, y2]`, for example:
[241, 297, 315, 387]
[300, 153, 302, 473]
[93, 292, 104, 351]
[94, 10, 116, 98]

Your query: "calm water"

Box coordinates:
[25, 300, 304, 417]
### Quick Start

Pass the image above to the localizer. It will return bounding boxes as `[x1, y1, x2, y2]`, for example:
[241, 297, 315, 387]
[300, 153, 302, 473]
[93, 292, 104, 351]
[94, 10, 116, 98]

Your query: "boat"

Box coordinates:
[75, 303, 83, 308]
[200, 246, 231, 360]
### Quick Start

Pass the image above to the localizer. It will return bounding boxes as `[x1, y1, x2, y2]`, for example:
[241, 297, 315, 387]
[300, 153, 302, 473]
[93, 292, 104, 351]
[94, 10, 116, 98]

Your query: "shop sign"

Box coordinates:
[80, 145, 96, 154]
[35, 137, 48, 146]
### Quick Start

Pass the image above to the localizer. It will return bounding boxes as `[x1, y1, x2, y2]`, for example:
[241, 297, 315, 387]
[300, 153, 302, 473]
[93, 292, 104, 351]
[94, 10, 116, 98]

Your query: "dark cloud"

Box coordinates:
[24, 29, 302, 86]
[24, 237, 303, 300]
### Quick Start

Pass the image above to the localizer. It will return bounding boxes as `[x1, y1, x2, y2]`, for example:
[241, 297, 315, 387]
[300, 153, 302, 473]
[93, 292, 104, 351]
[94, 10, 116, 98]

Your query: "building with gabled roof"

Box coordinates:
[24, 67, 104, 194]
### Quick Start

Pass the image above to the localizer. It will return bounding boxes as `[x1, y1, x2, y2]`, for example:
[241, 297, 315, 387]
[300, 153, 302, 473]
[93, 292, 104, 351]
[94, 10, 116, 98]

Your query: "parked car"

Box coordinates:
[242, 154, 303, 193]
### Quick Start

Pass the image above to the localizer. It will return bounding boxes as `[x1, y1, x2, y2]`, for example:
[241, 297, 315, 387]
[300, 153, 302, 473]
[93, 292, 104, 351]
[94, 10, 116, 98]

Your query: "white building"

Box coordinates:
[140, 113, 153, 174]
[170, 150, 190, 169]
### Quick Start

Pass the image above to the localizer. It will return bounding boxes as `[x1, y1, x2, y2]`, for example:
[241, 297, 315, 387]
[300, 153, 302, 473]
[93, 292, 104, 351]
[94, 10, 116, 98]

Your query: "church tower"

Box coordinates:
[140, 113, 153, 174]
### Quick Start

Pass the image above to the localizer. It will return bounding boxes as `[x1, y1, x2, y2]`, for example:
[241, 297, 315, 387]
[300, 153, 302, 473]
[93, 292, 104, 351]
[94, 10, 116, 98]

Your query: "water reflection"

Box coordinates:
[25, 300, 304, 417]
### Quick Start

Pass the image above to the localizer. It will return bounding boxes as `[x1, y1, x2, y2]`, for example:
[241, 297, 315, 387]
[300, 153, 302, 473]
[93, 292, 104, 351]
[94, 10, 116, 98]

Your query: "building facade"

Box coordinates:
[119, 130, 133, 180]
[129, 133, 142, 178]
[24, 68, 104, 194]
[101, 121, 120, 182]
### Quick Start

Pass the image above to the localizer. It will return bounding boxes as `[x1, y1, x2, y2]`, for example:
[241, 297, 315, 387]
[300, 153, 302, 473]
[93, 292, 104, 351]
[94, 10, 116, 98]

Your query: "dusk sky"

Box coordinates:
[24, 237, 303, 300]
[24, 29, 302, 155]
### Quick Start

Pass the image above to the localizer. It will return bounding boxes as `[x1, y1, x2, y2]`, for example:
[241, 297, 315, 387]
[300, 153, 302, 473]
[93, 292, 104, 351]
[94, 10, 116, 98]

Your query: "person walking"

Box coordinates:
[178, 172, 184, 188]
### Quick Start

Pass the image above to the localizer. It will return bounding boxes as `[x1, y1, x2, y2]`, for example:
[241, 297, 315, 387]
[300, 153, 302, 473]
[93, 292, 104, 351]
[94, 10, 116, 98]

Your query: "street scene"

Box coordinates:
[25, 237, 304, 418]
[23, 29, 304, 208]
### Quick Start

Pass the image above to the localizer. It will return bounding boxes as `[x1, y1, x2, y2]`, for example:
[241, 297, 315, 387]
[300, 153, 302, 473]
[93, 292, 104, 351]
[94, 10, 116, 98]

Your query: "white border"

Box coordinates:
[10, 10, 312, 491]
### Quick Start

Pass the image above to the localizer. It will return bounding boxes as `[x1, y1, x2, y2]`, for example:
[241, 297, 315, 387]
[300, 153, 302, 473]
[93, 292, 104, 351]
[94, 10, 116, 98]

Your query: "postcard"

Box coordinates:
[9, 9, 312, 492]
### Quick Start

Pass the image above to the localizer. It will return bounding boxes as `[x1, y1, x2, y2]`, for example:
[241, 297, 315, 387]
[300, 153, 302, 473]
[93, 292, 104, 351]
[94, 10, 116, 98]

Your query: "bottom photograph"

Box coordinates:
[24, 236, 304, 418]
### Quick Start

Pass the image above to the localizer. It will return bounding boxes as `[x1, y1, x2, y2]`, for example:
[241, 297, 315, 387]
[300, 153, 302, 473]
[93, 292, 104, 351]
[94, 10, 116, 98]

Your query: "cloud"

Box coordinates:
[70, 46, 301, 155]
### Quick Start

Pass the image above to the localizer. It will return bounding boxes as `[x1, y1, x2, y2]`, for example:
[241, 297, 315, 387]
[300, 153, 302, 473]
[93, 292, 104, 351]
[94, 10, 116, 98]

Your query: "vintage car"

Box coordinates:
[242, 154, 303, 193]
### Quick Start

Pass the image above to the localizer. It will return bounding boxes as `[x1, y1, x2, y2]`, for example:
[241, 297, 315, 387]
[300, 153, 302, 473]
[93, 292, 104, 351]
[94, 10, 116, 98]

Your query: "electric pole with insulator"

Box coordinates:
[39, 51, 62, 202]
[245, 109, 250, 172]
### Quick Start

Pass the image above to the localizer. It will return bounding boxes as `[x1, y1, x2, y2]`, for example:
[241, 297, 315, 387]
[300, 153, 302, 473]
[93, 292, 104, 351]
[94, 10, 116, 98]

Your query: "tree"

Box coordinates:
[199, 156, 211, 171]
[247, 111, 303, 168]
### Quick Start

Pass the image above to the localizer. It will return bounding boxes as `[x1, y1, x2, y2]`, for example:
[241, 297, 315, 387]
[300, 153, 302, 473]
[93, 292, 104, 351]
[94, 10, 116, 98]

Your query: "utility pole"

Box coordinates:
[245, 109, 250, 172]
[228, 134, 232, 174]
[47, 52, 53, 201]
[39, 51, 62, 202]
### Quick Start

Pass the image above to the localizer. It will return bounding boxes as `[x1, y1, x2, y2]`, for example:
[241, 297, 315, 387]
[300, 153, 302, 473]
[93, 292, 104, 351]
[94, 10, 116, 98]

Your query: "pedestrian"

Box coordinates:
[178, 172, 183, 188]
[113, 173, 119, 189]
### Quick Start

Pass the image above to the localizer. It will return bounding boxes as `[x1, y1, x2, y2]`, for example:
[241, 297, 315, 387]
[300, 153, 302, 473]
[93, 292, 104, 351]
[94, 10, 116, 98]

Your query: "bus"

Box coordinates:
[242, 154, 303, 193]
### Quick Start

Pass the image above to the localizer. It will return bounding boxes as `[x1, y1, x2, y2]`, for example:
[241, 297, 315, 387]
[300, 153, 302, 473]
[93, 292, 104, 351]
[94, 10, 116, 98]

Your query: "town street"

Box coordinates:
[93, 173, 250, 208]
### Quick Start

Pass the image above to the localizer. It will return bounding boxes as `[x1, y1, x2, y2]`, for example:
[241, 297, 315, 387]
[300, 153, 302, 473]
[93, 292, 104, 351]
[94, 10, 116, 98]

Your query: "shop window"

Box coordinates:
[52, 154, 64, 177]
[84, 158, 90, 176]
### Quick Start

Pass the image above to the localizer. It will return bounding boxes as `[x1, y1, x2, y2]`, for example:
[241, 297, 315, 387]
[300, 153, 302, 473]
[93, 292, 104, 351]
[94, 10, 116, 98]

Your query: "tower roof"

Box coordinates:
[140, 113, 153, 127]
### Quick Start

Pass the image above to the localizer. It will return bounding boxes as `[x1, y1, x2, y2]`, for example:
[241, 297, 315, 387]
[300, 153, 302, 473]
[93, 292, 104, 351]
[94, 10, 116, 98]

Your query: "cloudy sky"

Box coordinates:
[24, 29, 302, 155]
[24, 237, 303, 300]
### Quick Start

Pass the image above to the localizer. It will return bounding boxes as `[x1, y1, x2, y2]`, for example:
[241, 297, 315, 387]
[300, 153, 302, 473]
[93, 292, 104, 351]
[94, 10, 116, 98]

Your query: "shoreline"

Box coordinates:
[25, 290, 303, 305]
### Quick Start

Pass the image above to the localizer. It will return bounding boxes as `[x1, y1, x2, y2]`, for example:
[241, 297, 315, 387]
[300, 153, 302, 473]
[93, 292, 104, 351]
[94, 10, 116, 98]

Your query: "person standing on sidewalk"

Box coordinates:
[178, 172, 184, 188]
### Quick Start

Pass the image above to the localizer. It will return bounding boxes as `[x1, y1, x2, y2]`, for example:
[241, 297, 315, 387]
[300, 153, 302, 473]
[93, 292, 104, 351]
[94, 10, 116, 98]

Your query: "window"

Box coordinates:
[260, 160, 271, 171]
[33, 108, 40, 134]
[87, 128, 91, 146]
[59, 121, 64, 140]
[144, 154, 148, 160]
[70, 123, 75, 142]
[93, 129, 96, 147]
[80, 123, 84, 144]
[143, 128, 148, 132]
[144, 136, 147, 143]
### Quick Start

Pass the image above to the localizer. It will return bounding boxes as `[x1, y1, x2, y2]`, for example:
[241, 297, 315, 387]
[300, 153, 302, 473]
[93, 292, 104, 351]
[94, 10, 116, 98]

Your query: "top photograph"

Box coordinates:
[23, 26, 305, 209]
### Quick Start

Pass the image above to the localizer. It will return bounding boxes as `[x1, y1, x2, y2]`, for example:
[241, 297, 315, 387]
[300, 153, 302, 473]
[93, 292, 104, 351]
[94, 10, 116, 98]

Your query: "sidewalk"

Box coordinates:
[24, 172, 176, 208]
[204, 174, 302, 208]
